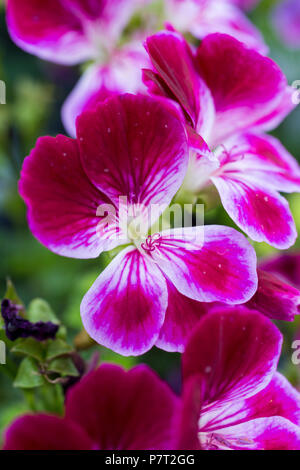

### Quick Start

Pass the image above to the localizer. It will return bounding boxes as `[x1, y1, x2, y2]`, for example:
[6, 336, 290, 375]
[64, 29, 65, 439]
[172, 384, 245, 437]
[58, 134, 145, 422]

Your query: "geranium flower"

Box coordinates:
[272, 0, 300, 49]
[164, 0, 266, 53]
[176, 307, 300, 450]
[19, 94, 257, 355]
[144, 31, 300, 249]
[6, 0, 144, 65]
[2, 363, 178, 450]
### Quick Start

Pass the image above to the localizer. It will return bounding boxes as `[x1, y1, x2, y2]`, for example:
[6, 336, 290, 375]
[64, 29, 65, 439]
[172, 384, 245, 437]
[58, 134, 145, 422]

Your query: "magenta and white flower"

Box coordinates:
[176, 307, 300, 450]
[19, 94, 257, 355]
[144, 31, 300, 249]
[165, 0, 266, 53]
[2, 363, 178, 450]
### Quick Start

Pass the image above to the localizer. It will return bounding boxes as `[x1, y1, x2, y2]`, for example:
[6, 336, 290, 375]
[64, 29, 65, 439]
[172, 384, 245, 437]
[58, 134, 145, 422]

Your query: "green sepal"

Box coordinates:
[48, 357, 79, 377]
[46, 338, 74, 361]
[11, 338, 45, 362]
[14, 357, 44, 388]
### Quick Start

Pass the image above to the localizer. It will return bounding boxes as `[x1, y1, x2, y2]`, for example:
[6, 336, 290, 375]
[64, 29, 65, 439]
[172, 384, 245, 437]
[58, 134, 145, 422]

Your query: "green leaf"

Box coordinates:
[4, 279, 26, 316]
[48, 357, 79, 377]
[14, 357, 44, 388]
[46, 339, 73, 361]
[27, 298, 59, 324]
[11, 338, 45, 361]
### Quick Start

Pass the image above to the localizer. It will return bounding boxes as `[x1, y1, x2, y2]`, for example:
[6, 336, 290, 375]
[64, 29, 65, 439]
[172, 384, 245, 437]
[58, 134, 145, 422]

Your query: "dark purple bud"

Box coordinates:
[1, 299, 59, 341]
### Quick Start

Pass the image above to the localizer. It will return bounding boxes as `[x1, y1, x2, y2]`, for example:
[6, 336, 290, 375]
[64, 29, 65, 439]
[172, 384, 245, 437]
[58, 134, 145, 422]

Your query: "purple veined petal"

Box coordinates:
[80, 246, 168, 356]
[212, 173, 297, 249]
[19, 135, 124, 259]
[155, 281, 210, 353]
[65, 363, 179, 450]
[201, 416, 300, 450]
[2, 414, 94, 450]
[182, 307, 282, 406]
[272, 0, 300, 49]
[260, 252, 300, 289]
[246, 269, 300, 321]
[198, 372, 300, 440]
[62, 41, 150, 137]
[77, 94, 188, 222]
[196, 33, 288, 146]
[164, 0, 266, 53]
[149, 225, 257, 304]
[145, 31, 215, 138]
[215, 132, 300, 193]
[6, 0, 141, 65]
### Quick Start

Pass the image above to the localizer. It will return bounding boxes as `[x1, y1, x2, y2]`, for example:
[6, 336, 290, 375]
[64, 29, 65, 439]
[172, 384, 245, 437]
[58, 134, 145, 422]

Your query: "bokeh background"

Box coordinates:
[0, 0, 300, 441]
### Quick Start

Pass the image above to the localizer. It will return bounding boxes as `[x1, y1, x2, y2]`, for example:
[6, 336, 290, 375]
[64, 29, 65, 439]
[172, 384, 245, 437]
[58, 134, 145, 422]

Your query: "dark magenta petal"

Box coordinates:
[155, 281, 210, 353]
[65, 363, 178, 450]
[246, 269, 300, 321]
[3, 414, 93, 450]
[80, 247, 168, 356]
[19, 135, 119, 259]
[77, 94, 188, 210]
[196, 33, 288, 145]
[182, 307, 282, 405]
[260, 252, 300, 290]
[145, 31, 214, 137]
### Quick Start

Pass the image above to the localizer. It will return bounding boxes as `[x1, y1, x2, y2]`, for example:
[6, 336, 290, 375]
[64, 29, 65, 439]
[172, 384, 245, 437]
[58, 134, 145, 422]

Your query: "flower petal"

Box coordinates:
[260, 252, 300, 289]
[65, 363, 178, 450]
[182, 307, 282, 405]
[2, 414, 93, 450]
[77, 94, 188, 213]
[212, 174, 297, 249]
[151, 225, 257, 304]
[246, 269, 300, 321]
[272, 0, 300, 49]
[215, 417, 300, 450]
[62, 42, 149, 137]
[156, 281, 210, 353]
[166, 0, 266, 53]
[196, 33, 288, 145]
[80, 246, 168, 356]
[6, 0, 138, 64]
[145, 31, 215, 138]
[19, 135, 120, 259]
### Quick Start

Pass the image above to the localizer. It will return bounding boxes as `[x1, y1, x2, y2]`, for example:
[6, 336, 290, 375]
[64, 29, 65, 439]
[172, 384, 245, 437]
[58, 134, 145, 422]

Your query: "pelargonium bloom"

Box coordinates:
[164, 0, 266, 53]
[272, 0, 300, 49]
[144, 31, 300, 249]
[177, 307, 300, 450]
[2, 363, 178, 450]
[19, 94, 257, 355]
[6, 0, 144, 65]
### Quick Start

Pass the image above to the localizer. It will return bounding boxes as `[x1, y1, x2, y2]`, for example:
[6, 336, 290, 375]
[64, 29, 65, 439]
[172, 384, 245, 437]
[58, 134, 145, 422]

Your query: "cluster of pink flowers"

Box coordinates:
[3, 0, 300, 450]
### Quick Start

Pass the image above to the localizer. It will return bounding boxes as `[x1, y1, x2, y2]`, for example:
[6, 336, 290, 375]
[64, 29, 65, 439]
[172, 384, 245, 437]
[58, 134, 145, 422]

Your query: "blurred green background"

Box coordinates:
[0, 0, 300, 440]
